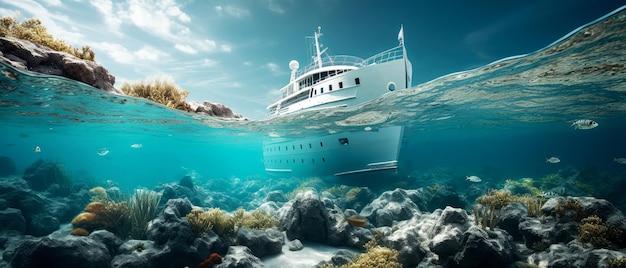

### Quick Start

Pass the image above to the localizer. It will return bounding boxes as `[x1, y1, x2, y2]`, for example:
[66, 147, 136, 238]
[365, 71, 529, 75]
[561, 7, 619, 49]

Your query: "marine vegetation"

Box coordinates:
[554, 199, 586, 221]
[185, 208, 235, 236]
[186, 209, 214, 237]
[120, 77, 193, 112]
[474, 190, 516, 230]
[540, 173, 562, 190]
[101, 201, 132, 239]
[128, 189, 162, 239]
[577, 215, 623, 248]
[325, 185, 361, 199]
[320, 243, 402, 268]
[570, 179, 599, 196]
[89, 186, 110, 203]
[609, 257, 626, 268]
[286, 177, 327, 199]
[518, 196, 547, 217]
[232, 208, 279, 230]
[0, 15, 95, 61]
[503, 178, 541, 196]
[426, 183, 445, 193]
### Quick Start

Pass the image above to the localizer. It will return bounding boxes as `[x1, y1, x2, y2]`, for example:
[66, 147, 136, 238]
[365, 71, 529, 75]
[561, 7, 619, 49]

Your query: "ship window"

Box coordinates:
[293, 159, 295, 163]
[309, 143, 312, 148]
[330, 70, 336, 77]
[312, 158, 315, 163]
[321, 72, 328, 80]
[320, 142, 323, 147]
[278, 147, 280, 151]
[293, 145, 295, 150]
[300, 144, 303, 149]
[329, 85, 333, 91]
[320, 87, 323, 93]
[339, 138, 349, 145]
[314, 89, 317, 95]
[322, 157, 326, 163]
[355, 78, 360, 85]
[309, 89, 313, 98]
[339, 82, 343, 89]
[301, 159, 304, 163]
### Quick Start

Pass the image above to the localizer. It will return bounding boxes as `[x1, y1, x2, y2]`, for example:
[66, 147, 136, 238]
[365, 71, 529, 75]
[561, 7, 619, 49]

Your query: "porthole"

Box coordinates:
[387, 82, 397, 91]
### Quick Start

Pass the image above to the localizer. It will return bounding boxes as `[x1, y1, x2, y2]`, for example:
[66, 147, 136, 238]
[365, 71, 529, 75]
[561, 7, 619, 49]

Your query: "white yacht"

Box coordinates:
[264, 26, 411, 176]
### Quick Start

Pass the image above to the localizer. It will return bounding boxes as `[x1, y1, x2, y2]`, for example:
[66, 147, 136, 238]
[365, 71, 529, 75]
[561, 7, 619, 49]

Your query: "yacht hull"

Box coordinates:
[263, 126, 404, 176]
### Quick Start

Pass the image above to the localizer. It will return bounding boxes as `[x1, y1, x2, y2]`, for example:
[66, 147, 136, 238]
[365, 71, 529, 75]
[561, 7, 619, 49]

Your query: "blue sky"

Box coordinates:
[1, 0, 624, 119]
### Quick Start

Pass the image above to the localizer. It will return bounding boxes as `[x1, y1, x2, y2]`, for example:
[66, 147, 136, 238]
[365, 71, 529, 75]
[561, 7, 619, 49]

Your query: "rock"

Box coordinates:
[0, 37, 121, 94]
[450, 226, 517, 268]
[278, 190, 328, 243]
[0, 198, 7, 210]
[287, 239, 303, 251]
[215, 246, 264, 268]
[518, 217, 578, 250]
[110, 240, 160, 268]
[236, 228, 283, 258]
[257, 201, 280, 216]
[0, 208, 26, 234]
[178, 175, 195, 190]
[316, 249, 357, 267]
[22, 159, 71, 196]
[89, 230, 123, 256]
[0, 156, 16, 177]
[264, 190, 287, 203]
[158, 183, 204, 207]
[190, 101, 245, 119]
[360, 188, 429, 227]
[527, 240, 626, 268]
[9, 236, 111, 268]
[334, 187, 376, 212]
[427, 188, 467, 211]
[27, 213, 59, 237]
[428, 207, 471, 258]
[497, 202, 528, 241]
[204, 192, 242, 211]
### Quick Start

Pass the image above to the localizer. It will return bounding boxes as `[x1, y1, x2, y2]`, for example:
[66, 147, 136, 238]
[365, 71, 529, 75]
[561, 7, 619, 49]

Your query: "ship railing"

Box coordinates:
[362, 45, 404, 66]
[295, 55, 365, 78]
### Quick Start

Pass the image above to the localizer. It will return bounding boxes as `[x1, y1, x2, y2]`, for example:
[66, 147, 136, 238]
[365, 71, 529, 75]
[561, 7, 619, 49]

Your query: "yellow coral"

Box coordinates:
[321, 246, 402, 268]
[186, 209, 214, 237]
[89, 186, 110, 203]
[70, 227, 90, 236]
[578, 215, 622, 248]
[233, 209, 279, 230]
[85, 201, 106, 214]
[71, 212, 104, 231]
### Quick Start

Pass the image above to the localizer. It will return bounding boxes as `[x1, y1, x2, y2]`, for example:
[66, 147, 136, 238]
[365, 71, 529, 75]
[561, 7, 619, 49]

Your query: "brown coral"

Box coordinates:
[577, 215, 622, 248]
[70, 227, 89, 236]
[85, 201, 106, 214]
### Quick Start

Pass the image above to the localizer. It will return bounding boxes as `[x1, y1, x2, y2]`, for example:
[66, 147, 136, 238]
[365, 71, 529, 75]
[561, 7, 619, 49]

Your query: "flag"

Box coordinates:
[398, 25, 404, 45]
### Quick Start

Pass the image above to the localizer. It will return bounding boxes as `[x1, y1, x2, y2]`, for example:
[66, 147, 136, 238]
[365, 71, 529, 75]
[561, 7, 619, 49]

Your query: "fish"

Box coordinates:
[345, 214, 368, 227]
[539, 191, 561, 198]
[614, 158, 626, 164]
[96, 148, 109, 156]
[34, 146, 41, 153]
[546, 157, 560, 164]
[130, 143, 143, 149]
[570, 119, 598, 130]
[466, 175, 482, 183]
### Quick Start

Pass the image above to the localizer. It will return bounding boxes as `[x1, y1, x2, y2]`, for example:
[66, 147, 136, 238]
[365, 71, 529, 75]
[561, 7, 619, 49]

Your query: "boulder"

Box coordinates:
[287, 239, 303, 251]
[527, 240, 626, 268]
[450, 226, 518, 268]
[0, 37, 120, 95]
[22, 159, 71, 196]
[89, 230, 123, 257]
[235, 228, 283, 258]
[215, 246, 264, 268]
[497, 202, 528, 241]
[190, 101, 245, 119]
[360, 188, 429, 227]
[9, 236, 111, 268]
[0, 208, 26, 234]
[427, 188, 467, 211]
[278, 190, 328, 243]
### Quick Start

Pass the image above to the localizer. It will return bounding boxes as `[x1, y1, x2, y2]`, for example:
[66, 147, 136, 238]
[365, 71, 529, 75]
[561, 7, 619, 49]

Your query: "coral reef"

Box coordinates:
[128, 189, 161, 239]
[233, 208, 279, 231]
[578, 215, 623, 248]
[186, 208, 214, 237]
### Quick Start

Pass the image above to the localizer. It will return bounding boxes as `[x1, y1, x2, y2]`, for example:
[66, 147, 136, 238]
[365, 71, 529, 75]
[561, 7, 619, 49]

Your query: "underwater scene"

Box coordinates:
[2, 5, 626, 268]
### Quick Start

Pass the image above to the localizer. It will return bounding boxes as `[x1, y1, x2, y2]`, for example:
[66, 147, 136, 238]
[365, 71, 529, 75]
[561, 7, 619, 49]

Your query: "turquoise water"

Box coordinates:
[1, 7, 626, 208]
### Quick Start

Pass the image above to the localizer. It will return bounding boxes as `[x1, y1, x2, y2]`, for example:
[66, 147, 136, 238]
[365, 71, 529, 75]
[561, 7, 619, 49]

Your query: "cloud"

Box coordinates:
[40, 0, 63, 6]
[90, 0, 122, 31]
[220, 44, 232, 53]
[243, 61, 253, 67]
[215, 5, 250, 18]
[268, 0, 285, 14]
[93, 42, 136, 64]
[266, 62, 280, 73]
[134, 46, 168, 61]
[175, 44, 198, 54]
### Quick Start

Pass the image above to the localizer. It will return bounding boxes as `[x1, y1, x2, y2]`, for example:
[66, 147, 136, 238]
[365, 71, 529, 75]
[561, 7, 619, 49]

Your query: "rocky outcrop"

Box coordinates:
[235, 228, 283, 258]
[360, 188, 430, 227]
[0, 37, 121, 95]
[190, 101, 246, 120]
[216, 246, 264, 268]
[9, 236, 112, 268]
[0, 156, 16, 177]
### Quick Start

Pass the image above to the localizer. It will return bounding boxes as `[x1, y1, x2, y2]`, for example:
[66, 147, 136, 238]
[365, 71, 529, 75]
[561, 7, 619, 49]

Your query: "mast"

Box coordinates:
[399, 25, 409, 89]
[314, 26, 323, 68]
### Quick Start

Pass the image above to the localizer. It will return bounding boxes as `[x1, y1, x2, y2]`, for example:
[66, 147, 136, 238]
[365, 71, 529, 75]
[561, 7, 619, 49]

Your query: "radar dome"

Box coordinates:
[289, 60, 299, 71]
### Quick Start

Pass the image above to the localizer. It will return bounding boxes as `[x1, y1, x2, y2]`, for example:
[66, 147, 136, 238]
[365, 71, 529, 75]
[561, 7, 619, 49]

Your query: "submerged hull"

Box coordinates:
[263, 126, 404, 176]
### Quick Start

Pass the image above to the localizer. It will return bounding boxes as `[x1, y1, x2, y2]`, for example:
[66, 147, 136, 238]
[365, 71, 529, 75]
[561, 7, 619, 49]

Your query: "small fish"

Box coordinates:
[614, 158, 626, 165]
[345, 215, 368, 227]
[570, 119, 598, 130]
[34, 146, 41, 153]
[546, 157, 560, 164]
[539, 191, 561, 198]
[96, 148, 109, 156]
[466, 175, 482, 183]
[130, 143, 143, 149]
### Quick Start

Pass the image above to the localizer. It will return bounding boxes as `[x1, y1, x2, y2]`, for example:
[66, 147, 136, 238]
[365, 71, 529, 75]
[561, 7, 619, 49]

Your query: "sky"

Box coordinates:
[1, 0, 624, 119]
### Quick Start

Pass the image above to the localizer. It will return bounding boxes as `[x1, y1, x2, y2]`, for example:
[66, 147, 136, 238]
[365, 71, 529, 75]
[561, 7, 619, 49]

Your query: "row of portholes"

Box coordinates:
[310, 77, 361, 97]
[265, 141, 324, 152]
[265, 157, 326, 164]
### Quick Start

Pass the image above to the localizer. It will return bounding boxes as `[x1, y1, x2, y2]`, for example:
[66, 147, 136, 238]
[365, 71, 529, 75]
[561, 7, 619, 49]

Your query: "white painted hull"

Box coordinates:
[263, 126, 404, 176]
